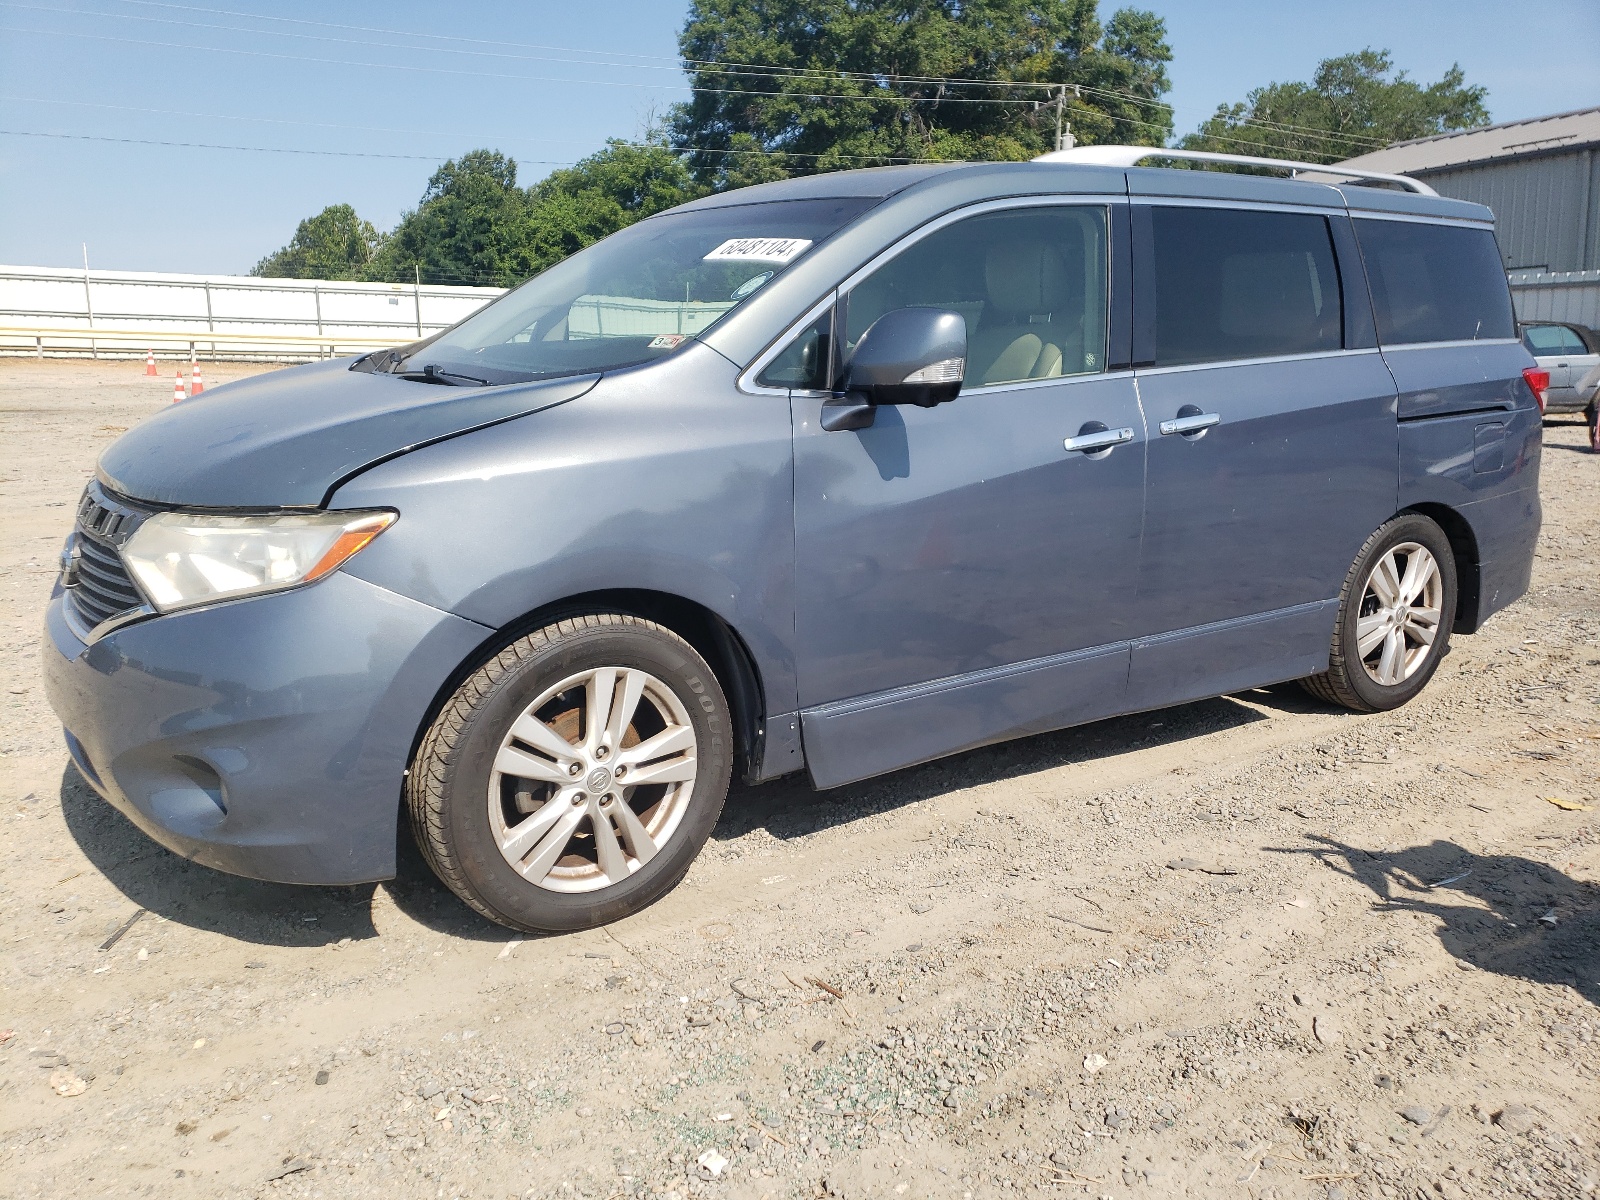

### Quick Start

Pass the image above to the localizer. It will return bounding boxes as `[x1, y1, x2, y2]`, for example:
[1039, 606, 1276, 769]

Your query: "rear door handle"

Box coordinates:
[1063, 427, 1135, 453]
[1159, 412, 1221, 436]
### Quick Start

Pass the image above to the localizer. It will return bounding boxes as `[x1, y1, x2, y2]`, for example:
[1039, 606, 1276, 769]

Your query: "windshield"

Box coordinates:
[396, 197, 878, 384]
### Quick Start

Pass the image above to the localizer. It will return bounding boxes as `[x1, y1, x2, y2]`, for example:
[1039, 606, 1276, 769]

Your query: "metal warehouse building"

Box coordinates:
[1337, 106, 1600, 328]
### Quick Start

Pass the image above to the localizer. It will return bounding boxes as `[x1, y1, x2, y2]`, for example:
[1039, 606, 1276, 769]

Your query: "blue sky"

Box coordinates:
[2, 0, 1595, 274]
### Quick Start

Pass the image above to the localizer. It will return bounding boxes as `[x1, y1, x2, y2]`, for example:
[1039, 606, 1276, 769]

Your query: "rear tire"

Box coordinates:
[1300, 513, 1458, 713]
[407, 613, 733, 933]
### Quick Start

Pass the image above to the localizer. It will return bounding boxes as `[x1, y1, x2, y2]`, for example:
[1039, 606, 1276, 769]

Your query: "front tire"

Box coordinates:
[1301, 514, 1458, 713]
[407, 613, 733, 933]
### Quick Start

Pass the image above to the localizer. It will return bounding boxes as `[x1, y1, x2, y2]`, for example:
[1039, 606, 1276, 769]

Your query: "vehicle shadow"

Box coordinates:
[59, 691, 1275, 946]
[1275, 834, 1599, 1006]
[58, 761, 502, 945]
[715, 692, 1271, 845]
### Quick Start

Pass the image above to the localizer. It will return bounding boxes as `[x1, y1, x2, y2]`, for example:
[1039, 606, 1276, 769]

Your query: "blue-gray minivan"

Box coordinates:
[43, 150, 1544, 932]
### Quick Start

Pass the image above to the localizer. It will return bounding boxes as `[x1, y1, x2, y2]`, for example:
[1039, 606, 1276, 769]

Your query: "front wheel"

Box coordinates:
[407, 613, 733, 933]
[1301, 513, 1458, 713]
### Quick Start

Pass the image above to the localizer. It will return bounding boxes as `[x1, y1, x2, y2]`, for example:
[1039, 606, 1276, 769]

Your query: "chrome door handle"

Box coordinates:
[1063, 427, 1135, 453]
[1159, 412, 1221, 436]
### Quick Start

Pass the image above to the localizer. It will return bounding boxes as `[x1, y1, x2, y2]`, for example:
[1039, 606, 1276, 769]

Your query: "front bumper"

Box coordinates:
[42, 571, 490, 885]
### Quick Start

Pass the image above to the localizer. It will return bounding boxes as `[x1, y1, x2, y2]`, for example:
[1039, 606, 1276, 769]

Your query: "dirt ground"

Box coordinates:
[1, 358, 1596, 1200]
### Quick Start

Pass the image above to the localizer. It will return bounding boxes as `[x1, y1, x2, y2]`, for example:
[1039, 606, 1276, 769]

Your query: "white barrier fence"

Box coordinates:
[0, 263, 506, 361]
[1510, 269, 1600, 331]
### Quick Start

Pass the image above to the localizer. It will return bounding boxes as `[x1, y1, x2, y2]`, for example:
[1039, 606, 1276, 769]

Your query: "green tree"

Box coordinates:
[365, 149, 534, 287]
[1181, 49, 1489, 165]
[669, 0, 1173, 190]
[523, 138, 704, 273]
[251, 203, 384, 279]
[354, 142, 701, 285]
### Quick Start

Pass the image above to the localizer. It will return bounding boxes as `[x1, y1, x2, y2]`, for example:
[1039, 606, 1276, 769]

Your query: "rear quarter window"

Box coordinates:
[1355, 219, 1514, 346]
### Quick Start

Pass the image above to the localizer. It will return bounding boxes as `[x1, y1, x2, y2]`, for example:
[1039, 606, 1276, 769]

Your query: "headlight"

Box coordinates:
[122, 510, 395, 613]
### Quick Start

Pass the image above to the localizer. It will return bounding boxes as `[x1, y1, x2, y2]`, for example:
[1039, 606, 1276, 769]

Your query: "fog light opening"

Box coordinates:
[172, 754, 227, 816]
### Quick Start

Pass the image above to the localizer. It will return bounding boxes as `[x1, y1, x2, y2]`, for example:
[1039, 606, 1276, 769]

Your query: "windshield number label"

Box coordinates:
[648, 334, 687, 349]
[703, 237, 813, 264]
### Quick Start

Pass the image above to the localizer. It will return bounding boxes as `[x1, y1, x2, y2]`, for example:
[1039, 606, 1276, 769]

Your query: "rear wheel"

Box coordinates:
[408, 613, 733, 933]
[1301, 514, 1457, 713]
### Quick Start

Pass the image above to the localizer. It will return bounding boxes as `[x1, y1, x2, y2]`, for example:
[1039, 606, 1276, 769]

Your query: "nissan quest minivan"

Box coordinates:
[44, 148, 1545, 933]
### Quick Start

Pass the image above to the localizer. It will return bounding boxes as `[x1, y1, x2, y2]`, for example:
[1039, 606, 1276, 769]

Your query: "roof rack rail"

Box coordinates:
[1032, 145, 1437, 196]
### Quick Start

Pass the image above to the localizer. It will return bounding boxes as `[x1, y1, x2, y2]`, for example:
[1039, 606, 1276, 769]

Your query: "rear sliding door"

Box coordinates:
[1126, 201, 1399, 709]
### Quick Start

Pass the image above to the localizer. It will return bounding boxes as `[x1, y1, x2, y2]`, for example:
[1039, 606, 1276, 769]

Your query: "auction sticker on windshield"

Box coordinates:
[703, 237, 813, 264]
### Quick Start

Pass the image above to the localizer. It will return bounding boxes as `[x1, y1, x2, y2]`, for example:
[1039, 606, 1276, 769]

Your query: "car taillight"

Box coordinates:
[1522, 367, 1550, 413]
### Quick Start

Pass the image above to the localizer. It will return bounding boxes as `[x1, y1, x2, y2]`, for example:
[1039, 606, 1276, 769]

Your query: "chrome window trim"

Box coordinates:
[1134, 347, 1382, 377]
[789, 365, 1138, 401]
[1129, 195, 1349, 220]
[737, 194, 1125, 397]
[954, 366, 1136, 397]
[1349, 211, 1496, 231]
[1377, 337, 1523, 352]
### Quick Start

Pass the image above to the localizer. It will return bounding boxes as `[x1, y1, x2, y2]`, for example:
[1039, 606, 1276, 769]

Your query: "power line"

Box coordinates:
[5, 7, 1386, 158]
[0, 93, 607, 145]
[33, 0, 1391, 150]
[105, 0, 697, 66]
[84, 0, 1382, 149]
[0, 21, 1045, 106]
[0, 121, 926, 166]
[0, 128, 573, 162]
[90, 0, 1096, 92]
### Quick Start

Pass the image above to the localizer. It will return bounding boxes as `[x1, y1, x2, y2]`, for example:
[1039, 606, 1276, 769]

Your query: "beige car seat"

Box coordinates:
[967, 240, 1084, 386]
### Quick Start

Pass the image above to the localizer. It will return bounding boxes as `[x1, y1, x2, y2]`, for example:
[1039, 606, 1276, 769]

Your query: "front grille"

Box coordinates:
[66, 486, 150, 632]
[70, 534, 144, 627]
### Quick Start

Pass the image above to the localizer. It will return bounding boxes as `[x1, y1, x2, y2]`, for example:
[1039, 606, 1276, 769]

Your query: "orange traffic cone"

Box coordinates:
[145, 349, 157, 376]
[191, 361, 204, 395]
[173, 370, 186, 403]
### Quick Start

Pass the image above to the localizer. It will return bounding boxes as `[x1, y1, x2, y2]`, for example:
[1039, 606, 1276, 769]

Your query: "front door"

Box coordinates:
[786, 202, 1148, 787]
[1127, 202, 1399, 708]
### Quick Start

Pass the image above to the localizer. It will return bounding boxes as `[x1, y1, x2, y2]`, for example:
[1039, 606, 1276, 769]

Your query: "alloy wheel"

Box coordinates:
[487, 666, 698, 893]
[1355, 541, 1444, 686]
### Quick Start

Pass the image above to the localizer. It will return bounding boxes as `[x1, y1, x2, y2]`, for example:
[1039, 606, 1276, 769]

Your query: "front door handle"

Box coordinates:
[1159, 412, 1221, 437]
[1063, 426, 1135, 453]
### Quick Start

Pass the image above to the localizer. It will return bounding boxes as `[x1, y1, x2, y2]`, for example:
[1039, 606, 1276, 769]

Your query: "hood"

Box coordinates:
[97, 359, 599, 509]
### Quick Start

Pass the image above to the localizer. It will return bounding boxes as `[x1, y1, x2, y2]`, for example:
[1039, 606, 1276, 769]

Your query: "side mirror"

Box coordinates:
[821, 309, 966, 432]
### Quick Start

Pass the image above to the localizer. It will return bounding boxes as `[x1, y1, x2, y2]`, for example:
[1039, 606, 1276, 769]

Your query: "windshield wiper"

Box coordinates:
[395, 364, 492, 387]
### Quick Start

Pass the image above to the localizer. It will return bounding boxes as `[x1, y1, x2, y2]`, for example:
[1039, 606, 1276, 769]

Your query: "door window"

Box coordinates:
[1355, 219, 1515, 345]
[757, 311, 832, 390]
[1559, 326, 1591, 356]
[842, 206, 1110, 388]
[1147, 207, 1343, 366]
[1523, 325, 1566, 354]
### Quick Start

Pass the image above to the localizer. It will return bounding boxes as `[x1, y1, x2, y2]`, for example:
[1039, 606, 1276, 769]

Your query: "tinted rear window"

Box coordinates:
[1356, 219, 1514, 345]
[1149, 207, 1342, 366]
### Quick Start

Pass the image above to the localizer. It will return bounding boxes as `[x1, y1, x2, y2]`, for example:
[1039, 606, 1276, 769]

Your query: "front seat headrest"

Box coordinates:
[984, 241, 1072, 319]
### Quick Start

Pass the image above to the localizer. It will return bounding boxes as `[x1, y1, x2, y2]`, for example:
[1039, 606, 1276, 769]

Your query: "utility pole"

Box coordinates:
[1054, 85, 1078, 152]
[82, 242, 96, 359]
[414, 263, 423, 337]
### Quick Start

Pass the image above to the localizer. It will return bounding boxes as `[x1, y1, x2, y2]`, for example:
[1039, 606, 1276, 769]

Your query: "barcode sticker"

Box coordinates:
[703, 237, 813, 264]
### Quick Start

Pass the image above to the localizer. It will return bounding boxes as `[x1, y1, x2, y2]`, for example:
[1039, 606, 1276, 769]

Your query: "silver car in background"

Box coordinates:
[1522, 321, 1600, 411]
[1522, 321, 1600, 452]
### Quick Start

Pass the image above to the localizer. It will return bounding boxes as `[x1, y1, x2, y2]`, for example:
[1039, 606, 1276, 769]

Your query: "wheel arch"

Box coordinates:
[405, 589, 772, 793]
[1400, 502, 1483, 633]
